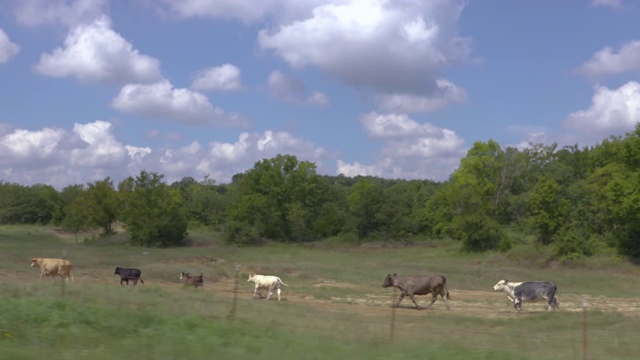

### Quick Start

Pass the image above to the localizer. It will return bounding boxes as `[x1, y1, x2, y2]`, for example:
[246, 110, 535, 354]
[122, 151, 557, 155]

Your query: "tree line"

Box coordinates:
[2, 125, 640, 259]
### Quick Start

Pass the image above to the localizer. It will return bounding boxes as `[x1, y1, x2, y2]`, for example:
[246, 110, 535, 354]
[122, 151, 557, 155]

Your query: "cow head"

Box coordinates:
[114, 267, 121, 275]
[30, 258, 39, 267]
[493, 279, 508, 291]
[180, 272, 189, 280]
[247, 273, 256, 282]
[382, 273, 397, 288]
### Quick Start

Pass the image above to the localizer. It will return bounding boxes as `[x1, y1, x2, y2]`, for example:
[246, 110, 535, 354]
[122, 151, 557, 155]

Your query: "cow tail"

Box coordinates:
[444, 282, 451, 300]
[280, 278, 289, 287]
[139, 277, 145, 284]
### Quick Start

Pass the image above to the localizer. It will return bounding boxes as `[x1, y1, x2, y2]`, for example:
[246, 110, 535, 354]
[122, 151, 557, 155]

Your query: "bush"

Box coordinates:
[552, 226, 595, 260]
[452, 214, 503, 252]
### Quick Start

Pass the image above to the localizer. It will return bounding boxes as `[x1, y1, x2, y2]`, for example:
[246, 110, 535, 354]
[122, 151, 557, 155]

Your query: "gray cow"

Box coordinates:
[382, 273, 451, 310]
[493, 279, 559, 312]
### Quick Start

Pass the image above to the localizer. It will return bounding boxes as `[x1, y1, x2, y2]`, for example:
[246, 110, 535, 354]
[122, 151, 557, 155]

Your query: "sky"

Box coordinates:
[1, 0, 639, 189]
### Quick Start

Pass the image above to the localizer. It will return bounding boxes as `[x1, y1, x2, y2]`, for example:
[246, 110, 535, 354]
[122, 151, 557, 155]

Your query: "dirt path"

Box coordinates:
[205, 279, 640, 319]
[6, 269, 640, 319]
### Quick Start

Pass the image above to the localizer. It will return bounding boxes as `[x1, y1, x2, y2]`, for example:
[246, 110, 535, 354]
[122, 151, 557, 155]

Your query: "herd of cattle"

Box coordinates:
[29, 257, 559, 312]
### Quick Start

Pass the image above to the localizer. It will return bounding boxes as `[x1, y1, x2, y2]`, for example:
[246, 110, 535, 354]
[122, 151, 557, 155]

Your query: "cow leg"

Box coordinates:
[513, 298, 522, 312]
[440, 289, 451, 310]
[409, 292, 422, 309]
[277, 287, 282, 301]
[132, 278, 138, 286]
[425, 293, 438, 309]
[253, 285, 261, 298]
[393, 292, 406, 307]
[266, 286, 273, 301]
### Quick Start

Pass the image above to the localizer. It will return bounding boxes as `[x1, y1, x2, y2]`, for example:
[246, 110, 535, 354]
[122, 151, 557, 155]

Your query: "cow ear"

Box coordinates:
[505, 280, 508, 284]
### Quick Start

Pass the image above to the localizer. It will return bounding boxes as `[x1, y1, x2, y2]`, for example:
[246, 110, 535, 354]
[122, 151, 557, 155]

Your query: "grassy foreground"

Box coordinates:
[1, 225, 639, 359]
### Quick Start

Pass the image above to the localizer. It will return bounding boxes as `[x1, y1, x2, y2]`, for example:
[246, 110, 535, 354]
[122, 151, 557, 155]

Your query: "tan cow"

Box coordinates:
[30, 258, 74, 282]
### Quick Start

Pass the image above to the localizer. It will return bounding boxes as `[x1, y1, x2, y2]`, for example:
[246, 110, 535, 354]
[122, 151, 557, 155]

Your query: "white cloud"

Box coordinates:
[0, 29, 20, 64]
[0, 127, 64, 162]
[267, 70, 329, 106]
[158, 0, 325, 23]
[191, 64, 243, 92]
[259, 0, 469, 111]
[70, 121, 128, 167]
[34, 16, 162, 85]
[13, 0, 108, 28]
[591, 0, 623, 9]
[563, 82, 640, 142]
[124, 130, 331, 184]
[339, 112, 465, 181]
[0, 120, 153, 187]
[336, 160, 381, 177]
[360, 112, 444, 139]
[112, 80, 248, 127]
[376, 79, 467, 113]
[577, 40, 640, 79]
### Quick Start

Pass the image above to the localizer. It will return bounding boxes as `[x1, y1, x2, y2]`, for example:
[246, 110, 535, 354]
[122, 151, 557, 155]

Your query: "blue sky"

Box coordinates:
[1, 0, 639, 189]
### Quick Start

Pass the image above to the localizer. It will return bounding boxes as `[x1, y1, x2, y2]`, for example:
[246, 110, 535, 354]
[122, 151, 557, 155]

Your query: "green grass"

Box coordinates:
[1, 225, 640, 359]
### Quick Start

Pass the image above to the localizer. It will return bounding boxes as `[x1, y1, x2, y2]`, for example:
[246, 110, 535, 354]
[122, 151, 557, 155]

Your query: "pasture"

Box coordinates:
[1, 225, 640, 359]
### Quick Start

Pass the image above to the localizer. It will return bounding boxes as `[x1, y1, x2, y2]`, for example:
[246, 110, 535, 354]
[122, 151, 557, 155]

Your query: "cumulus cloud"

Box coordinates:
[34, 16, 162, 85]
[191, 64, 243, 92]
[70, 121, 131, 167]
[563, 82, 640, 143]
[259, 0, 469, 112]
[0, 29, 20, 64]
[267, 70, 329, 106]
[0, 127, 64, 163]
[336, 160, 381, 177]
[590, 0, 623, 9]
[577, 40, 640, 79]
[376, 79, 467, 113]
[339, 112, 465, 181]
[13, 0, 108, 28]
[112, 80, 248, 127]
[158, 0, 324, 23]
[0, 120, 148, 187]
[360, 112, 444, 139]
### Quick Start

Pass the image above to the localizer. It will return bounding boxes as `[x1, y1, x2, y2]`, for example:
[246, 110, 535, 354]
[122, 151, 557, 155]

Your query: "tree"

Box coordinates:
[84, 178, 119, 234]
[226, 154, 324, 243]
[119, 171, 188, 247]
[527, 176, 568, 245]
[52, 184, 84, 225]
[348, 179, 382, 238]
[433, 140, 512, 251]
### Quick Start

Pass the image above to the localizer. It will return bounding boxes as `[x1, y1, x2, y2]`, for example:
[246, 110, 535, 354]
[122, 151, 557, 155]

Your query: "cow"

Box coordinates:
[493, 279, 559, 312]
[382, 273, 451, 310]
[30, 257, 73, 282]
[247, 273, 288, 301]
[180, 272, 204, 289]
[114, 267, 144, 287]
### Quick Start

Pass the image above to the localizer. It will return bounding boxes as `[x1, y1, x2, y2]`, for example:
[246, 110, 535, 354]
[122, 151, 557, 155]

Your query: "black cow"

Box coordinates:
[114, 267, 144, 287]
[493, 279, 559, 312]
[382, 273, 451, 310]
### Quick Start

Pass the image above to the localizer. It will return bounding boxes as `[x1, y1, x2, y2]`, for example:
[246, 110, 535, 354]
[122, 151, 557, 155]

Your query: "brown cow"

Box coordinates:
[180, 272, 204, 289]
[382, 273, 450, 310]
[30, 257, 73, 282]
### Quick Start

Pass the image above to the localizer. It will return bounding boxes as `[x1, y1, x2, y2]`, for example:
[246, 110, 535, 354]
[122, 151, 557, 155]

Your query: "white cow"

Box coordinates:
[31, 257, 74, 282]
[247, 273, 288, 301]
[493, 279, 559, 312]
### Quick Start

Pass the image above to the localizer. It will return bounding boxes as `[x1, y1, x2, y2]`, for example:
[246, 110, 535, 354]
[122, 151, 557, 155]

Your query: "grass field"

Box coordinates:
[1, 225, 640, 359]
